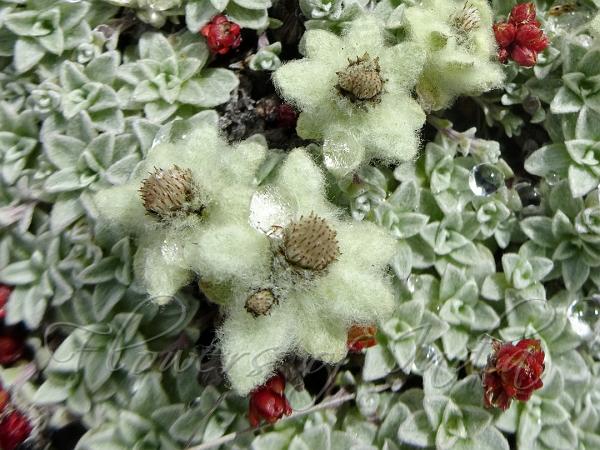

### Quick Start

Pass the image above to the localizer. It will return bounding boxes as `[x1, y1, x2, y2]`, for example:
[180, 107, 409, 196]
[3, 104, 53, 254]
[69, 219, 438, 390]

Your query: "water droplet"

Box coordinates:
[545, 171, 561, 186]
[469, 163, 505, 196]
[413, 345, 443, 372]
[161, 240, 181, 265]
[152, 119, 191, 148]
[406, 274, 422, 293]
[356, 390, 379, 417]
[515, 181, 541, 207]
[574, 34, 593, 49]
[249, 186, 297, 235]
[567, 295, 600, 341]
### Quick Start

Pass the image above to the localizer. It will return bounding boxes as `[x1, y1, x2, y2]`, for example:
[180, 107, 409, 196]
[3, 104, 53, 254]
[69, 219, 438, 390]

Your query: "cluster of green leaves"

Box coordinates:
[101, 0, 273, 30]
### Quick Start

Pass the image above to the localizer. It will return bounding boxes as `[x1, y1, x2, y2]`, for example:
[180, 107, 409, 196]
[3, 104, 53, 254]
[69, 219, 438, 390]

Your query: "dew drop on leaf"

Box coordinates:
[249, 186, 297, 235]
[412, 345, 443, 373]
[567, 295, 600, 341]
[545, 171, 561, 186]
[469, 163, 505, 196]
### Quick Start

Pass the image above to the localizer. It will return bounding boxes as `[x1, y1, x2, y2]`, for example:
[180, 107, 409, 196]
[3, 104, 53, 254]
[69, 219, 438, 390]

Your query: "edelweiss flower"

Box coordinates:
[94, 118, 266, 302]
[403, 0, 504, 110]
[273, 15, 426, 176]
[213, 148, 397, 394]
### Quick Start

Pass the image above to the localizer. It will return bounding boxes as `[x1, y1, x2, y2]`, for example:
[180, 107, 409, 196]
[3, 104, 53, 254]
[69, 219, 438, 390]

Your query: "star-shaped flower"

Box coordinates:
[273, 15, 426, 177]
[93, 118, 266, 302]
[209, 148, 397, 394]
[403, 0, 504, 110]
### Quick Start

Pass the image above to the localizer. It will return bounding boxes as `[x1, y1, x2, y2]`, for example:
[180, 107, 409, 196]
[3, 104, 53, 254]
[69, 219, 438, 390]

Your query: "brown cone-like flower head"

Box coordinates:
[140, 165, 195, 219]
[336, 53, 384, 103]
[245, 289, 278, 317]
[283, 213, 340, 271]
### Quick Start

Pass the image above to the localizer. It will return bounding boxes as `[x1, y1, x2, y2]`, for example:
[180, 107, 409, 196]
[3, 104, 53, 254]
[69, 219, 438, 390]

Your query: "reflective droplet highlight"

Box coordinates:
[567, 295, 600, 341]
[469, 164, 505, 196]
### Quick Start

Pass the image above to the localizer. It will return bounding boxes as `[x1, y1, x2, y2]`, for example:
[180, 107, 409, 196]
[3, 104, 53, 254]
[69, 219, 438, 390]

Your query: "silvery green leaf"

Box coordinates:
[179, 69, 239, 107]
[34, 376, 71, 404]
[13, 37, 45, 73]
[520, 217, 555, 247]
[139, 32, 176, 61]
[363, 345, 395, 381]
[562, 256, 589, 291]
[568, 164, 598, 197]
[44, 134, 86, 169]
[551, 86, 583, 114]
[538, 422, 578, 449]
[91, 282, 126, 321]
[378, 402, 411, 442]
[0, 260, 38, 284]
[481, 274, 507, 301]
[78, 257, 120, 284]
[226, 2, 269, 29]
[44, 168, 90, 193]
[452, 426, 509, 450]
[169, 405, 208, 442]
[235, 0, 271, 9]
[85, 51, 119, 85]
[210, 0, 230, 9]
[144, 100, 178, 123]
[441, 327, 469, 360]
[82, 349, 112, 392]
[398, 411, 435, 447]
[185, 0, 219, 31]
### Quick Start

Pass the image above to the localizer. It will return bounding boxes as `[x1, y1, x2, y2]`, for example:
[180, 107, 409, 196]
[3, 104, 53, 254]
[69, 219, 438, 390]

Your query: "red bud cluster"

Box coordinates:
[248, 373, 292, 427]
[0, 384, 33, 450]
[200, 15, 242, 55]
[482, 338, 545, 410]
[493, 3, 549, 67]
[0, 285, 26, 367]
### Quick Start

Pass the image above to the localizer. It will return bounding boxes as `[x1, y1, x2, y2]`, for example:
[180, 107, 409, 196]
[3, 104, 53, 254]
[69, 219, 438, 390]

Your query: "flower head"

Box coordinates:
[274, 15, 426, 176]
[248, 373, 292, 427]
[403, 0, 504, 111]
[494, 3, 548, 67]
[347, 324, 377, 352]
[483, 338, 545, 410]
[201, 15, 242, 55]
[509, 3, 537, 26]
[94, 120, 267, 301]
[210, 149, 397, 394]
[0, 410, 32, 450]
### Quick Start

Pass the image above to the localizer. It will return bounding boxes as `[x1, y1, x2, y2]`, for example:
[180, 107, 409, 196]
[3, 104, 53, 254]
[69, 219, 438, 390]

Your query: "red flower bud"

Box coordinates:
[509, 3, 537, 25]
[483, 338, 545, 410]
[511, 44, 537, 67]
[515, 24, 549, 53]
[200, 15, 242, 55]
[275, 104, 298, 129]
[497, 48, 510, 64]
[0, 334, 25, 366]
[0, 410, 32, 450]
[0, 284, 12, 320]
[347, 324, 377, 352]
[493, 22, 516, 48]
[248, 373, 292, 427]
